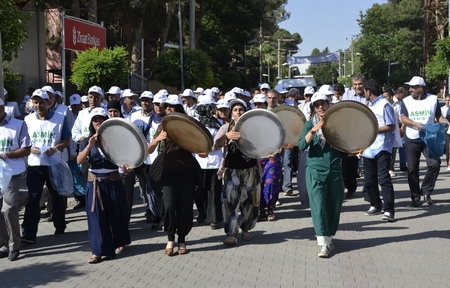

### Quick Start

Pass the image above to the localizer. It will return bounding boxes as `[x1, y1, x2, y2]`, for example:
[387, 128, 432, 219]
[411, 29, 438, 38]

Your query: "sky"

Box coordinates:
[279, 0, 388, 56]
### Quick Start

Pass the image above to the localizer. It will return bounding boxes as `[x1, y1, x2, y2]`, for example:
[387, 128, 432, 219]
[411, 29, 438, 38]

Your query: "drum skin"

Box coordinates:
[98, 118, 148, 168]
[162, 112, 213, 153]
[272, 105, 306, 145]
[234, 109, 285, 158]
[322, 101, 378, 153]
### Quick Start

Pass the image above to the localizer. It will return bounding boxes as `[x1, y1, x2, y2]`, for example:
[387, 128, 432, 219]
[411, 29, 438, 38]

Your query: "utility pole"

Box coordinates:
[189, 0, 195, 50]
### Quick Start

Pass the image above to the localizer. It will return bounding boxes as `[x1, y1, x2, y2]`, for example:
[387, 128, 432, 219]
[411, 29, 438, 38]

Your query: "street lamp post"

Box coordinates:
[380, 34, 391, 87]
[277, 38, 295, 80]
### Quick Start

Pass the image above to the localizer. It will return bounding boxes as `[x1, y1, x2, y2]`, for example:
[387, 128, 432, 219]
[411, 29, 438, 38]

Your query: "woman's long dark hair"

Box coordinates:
[88, 116, 108, 137]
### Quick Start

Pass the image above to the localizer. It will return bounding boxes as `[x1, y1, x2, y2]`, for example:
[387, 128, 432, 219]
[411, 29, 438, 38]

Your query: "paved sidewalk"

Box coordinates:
[0, 162, 449, 288]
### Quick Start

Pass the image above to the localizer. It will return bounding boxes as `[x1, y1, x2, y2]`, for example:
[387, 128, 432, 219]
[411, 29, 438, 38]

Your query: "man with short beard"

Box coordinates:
[22, 89, 71, 243]
[400, 76, 448, 207]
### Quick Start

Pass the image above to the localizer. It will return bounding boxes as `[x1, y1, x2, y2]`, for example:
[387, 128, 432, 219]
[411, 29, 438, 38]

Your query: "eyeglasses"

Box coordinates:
[313, 101, 327, 108]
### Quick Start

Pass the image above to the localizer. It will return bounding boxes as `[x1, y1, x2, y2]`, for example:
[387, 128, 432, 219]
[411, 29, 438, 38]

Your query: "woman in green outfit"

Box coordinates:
[298, 93, 346, 258]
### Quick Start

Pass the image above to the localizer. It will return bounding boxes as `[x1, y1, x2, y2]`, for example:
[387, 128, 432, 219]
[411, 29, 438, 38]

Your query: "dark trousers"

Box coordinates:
[196, 169, 222, 224]
[404, 140, 441, 201]
[342, 156, 359, 194]
[445, 134, 450, 165]
[22, 166, 67, 240]
[161, 171, 194, 241]
[363, 151, 395, 214]
[390, 146, 407, 170]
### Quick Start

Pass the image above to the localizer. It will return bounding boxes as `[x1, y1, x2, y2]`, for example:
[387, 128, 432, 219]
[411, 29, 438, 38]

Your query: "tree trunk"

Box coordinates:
[131, 20, 144, 74]
[160, 1, 175, 53]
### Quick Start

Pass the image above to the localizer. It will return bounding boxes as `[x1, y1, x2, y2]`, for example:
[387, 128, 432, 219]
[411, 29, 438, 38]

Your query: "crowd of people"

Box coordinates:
[0, 74, 449, 262]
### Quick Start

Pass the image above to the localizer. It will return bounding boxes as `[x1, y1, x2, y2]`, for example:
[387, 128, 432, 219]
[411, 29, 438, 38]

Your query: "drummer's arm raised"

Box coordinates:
[77, 136, 96, 164]
[148, 131, 167, 154]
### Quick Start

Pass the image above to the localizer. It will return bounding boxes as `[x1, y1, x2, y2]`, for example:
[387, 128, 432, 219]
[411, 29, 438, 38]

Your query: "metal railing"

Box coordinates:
[128, 72, 148, 92]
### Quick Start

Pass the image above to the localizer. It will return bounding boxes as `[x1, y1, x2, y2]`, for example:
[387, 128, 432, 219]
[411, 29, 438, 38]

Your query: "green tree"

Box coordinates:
[0, 0, 30, 61]
[154, 48, 218, 90]
[70, 46, 129, 92]
[425, 37, 450, 82]
[356, 0, 423, 88]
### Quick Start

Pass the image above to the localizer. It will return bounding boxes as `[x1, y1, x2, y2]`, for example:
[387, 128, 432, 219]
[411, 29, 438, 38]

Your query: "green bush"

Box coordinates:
[70, 46, 129, 92]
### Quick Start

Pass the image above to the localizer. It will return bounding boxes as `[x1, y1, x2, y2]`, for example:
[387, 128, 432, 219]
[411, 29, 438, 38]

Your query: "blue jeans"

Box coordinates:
[363, 151, 395, 214]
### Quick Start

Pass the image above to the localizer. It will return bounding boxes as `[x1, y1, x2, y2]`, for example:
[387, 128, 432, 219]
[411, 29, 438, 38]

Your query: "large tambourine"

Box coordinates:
[97, 117, 148, 168]
[234, 109, 286, 158]
[161, 112, 213, 153]
[322, 101, 378, 153]
[272, 105, 306, 145]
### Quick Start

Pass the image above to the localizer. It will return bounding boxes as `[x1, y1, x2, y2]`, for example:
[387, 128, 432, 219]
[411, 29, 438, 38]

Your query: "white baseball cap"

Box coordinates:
[224, 91, 237, 102]
[242, 90, 251, 97]
[197, 94, 217, 106]
[158, 89, 169, 96]
[231, 87, 244, 95]
[3, 88, 7, 95]
[121, 88, 137, 98]
[274, 84, 288, 94]
[304, 86, 315, 95]
[81, 95, 89, 102]
[69, 94, 81, 105]
[0, 98, 4, 106]
[311, 92, 328, 104]
[260, 83, 271, 90]
[318, 84, 334, 96]
[229, 99, 247, 110]
[140, 91, 154, 99]
[106, 86, 122, 95]
[404, 76, 426, 86]
[194, 87, 205, 95]
[211, 87, 220, 94]
[162, 94, 183, 106]
[88, 85, 104, 96]
[216, 99, 230, 109]
[153, 92, 168, 104]
[41, 85, 55, 95]
[32, 89, 49, 100]
[252, 93, 267, 103]
[180, 89, 196, 99]
[90, 107, 108, 120]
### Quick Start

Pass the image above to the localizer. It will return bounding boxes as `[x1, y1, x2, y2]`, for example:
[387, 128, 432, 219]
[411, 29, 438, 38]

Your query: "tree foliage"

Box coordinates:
[356, 0, 423, 88]
[425, 37, 450, 82]
[0, 0, 30, 62]
[154, 48, 217, 90]
[70, 46, 129, 92]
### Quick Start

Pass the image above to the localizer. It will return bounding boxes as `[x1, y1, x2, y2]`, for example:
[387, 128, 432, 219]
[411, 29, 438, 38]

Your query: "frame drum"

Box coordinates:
[272, 105, 306, 145]
[322, 101, 378, 153]
[234, 109, 285, 158]
[162, 112, 213, 153]
[98, 118, 148, 168]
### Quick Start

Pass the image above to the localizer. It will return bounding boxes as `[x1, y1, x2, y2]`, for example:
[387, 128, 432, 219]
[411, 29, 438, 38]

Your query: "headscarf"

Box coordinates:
[196, 104, 222, 130]
[107, 100, 124, 118]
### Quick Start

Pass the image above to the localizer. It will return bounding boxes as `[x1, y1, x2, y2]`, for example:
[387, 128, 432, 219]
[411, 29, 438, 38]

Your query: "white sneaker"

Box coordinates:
[275, 200, 282, 206]
[389, 170, 396, 177]
[447, 166, 450, 171]
[318, 245, 330, 258]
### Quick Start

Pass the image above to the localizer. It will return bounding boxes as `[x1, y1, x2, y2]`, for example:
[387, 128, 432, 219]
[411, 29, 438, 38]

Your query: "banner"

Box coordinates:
[287, 52, 340, 65]
[63, 16, 106, 52]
